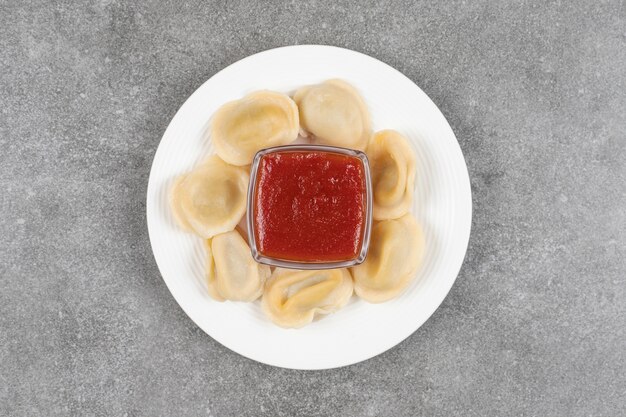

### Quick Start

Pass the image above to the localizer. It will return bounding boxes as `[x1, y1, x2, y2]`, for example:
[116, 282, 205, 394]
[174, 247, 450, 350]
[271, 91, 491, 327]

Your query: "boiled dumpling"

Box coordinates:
[351, 214, 424, 303]
[367, 130, 416, 220]
[212, 90, 299, 166]
[205, 230, 271, 302]
[294, 79, 370, 150]
[170, 156, 249, 239]
[262, 268, 353, 328]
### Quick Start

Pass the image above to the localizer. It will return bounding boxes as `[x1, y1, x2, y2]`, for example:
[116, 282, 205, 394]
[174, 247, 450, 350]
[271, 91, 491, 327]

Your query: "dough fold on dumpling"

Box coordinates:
[170, 156, 248, 239]
[367, 130, 416, 220]
[262, 268, 353, 328]
[205, 230, 270, 302]
[351, 214, 424, 303]
[294, 79, 370, 150]
[204, 239, 224, 301]
[212, 90, 299, 165]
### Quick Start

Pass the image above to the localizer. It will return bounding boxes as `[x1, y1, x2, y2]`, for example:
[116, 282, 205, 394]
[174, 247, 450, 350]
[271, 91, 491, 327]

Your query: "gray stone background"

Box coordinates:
[1, 0, 624, 416]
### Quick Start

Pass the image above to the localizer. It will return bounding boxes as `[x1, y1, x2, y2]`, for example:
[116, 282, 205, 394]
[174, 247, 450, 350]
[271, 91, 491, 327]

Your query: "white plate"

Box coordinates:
[147, 45, 472, 370]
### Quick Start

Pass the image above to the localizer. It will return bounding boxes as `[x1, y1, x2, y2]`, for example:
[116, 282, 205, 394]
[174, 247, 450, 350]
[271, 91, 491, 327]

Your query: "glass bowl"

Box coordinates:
[246, 144, 373, 270]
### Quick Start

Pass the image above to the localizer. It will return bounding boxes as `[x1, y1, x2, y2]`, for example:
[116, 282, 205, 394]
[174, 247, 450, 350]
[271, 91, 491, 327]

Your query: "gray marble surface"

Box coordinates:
[1, 1, 625, 416]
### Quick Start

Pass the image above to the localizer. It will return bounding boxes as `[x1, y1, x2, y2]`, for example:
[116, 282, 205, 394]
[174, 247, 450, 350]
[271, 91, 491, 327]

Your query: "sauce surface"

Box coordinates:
[254, 151, 366, 262]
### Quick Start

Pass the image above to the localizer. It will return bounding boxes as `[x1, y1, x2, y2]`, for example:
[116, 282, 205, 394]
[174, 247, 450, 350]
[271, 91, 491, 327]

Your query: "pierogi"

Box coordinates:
[262, 268, 354, 328]
[351, 214, 424, 303]
[212, 90, 299, 165]
[170, 156, 248, 239]
[206, 230, 271, 302]
[367, 130, 416, 220]
[294, 80, 370, 150]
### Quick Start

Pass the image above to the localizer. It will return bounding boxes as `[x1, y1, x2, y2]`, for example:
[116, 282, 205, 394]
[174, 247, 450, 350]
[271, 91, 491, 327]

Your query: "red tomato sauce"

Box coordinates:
[253, 151, 366, 262]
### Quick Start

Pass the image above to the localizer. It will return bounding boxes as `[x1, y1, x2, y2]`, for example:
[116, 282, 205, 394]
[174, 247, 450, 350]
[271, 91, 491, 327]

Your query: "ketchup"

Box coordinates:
[254, 151, 366, 262]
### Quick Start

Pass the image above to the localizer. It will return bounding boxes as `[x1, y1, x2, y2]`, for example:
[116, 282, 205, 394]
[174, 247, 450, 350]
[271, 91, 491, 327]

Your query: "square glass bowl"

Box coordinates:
[246, 144, 373, 270]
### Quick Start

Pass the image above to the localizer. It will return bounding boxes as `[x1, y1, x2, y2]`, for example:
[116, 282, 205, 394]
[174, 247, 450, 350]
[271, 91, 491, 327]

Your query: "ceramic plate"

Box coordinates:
[146, 45, 472, 370]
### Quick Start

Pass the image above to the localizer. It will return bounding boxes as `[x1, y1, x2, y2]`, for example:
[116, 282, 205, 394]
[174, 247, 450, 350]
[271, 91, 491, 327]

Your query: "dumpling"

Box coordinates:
[170, 156, 249, 239]
[294, 79, 370, 150]
[212, 90, 299, 166]
[206, 230, 271, 302]
[350, 214, 424, 303]
[262, 268, 353, 328]
[367, 130, 416, 220]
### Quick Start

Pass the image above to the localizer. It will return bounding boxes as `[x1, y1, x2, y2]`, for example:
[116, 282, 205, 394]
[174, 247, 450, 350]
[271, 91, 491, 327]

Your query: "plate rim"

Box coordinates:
[146, 44, 472, 370]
